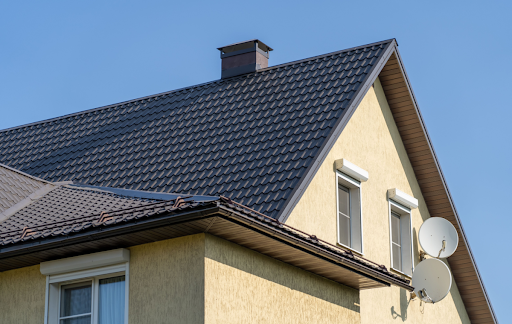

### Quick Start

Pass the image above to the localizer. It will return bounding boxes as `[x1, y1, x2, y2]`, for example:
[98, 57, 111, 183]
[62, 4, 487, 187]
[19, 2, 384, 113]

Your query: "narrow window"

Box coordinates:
[391, 211, 402, 271]
[338, 185, 351, 246]
[388, 200, 414, 276]
[337, 172, 363, 253]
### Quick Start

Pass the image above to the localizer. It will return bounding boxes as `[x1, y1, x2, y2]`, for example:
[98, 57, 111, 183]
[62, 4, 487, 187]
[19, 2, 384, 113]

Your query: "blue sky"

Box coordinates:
[1, 0, 509, 321]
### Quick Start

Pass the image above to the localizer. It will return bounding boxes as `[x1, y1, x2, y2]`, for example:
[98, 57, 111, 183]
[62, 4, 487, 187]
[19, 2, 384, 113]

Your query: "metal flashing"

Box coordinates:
[221, 63, 262, 78]
[67, 183, 217, 202]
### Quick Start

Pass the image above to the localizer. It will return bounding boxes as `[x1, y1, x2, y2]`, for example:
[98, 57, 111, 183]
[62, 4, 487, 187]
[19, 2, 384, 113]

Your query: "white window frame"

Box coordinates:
[388, 199, 414, 277]
[336, 171, 364, 255]
[42, 250, 130, 324]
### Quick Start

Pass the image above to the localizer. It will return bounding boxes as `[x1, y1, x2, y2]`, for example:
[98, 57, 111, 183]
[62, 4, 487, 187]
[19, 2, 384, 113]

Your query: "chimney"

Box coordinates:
[218, 39, 273, 79]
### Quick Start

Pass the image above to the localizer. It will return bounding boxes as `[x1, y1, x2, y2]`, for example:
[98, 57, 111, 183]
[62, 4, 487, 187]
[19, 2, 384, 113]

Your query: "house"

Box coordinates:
[0, 39, 497, 323]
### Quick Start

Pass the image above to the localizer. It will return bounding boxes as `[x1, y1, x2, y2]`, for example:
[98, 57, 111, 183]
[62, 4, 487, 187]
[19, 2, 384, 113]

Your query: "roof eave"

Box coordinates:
[0, 200, 410, 291]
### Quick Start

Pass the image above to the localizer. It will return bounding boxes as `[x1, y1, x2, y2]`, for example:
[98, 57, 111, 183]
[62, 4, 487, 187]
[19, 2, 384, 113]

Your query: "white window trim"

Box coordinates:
[336, 171, 364, 255]
[42, 249, 130, 324]
[388, 199, 414, 278]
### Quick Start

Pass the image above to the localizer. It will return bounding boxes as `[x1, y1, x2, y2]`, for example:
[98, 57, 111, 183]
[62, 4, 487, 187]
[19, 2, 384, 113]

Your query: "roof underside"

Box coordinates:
[0, 40, 392, 219]
[378, 52, 497, 324]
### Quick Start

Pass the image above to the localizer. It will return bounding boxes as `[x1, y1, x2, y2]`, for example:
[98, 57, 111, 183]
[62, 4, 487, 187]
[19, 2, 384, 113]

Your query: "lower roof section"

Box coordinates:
[0, 196, 411, 291]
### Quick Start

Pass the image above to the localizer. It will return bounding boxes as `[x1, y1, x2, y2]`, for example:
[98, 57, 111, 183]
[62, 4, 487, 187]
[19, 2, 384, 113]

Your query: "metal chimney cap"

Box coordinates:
[217, 39, 273, 54]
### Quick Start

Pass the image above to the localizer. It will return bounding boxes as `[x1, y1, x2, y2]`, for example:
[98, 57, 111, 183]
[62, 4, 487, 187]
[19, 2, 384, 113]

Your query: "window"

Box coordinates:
[57, 274, 126, 324]
[41, 249, 129, 324]
[388, 200, 413, 276]
[337, 172, 363, 253]
[390, 211, 402, 271]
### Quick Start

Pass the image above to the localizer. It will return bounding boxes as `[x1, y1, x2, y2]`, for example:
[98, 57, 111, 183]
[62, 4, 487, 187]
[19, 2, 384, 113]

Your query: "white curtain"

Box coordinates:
[98, 276, 125, 324]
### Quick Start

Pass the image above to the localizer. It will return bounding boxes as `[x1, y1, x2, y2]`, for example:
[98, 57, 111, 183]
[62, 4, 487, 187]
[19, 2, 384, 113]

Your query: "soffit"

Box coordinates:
[378, 49, 497, 324]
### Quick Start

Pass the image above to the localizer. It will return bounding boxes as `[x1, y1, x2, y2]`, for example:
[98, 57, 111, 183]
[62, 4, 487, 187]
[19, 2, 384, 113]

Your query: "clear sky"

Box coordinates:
[1, 1, 509, 321]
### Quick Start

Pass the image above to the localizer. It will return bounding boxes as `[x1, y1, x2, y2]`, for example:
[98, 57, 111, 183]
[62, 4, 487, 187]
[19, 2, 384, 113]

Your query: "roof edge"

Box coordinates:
[0, 39, 396, 133]
[0, 163, 52, 184]
[277, 40, 397, 223]
[390, 46, 499, 323]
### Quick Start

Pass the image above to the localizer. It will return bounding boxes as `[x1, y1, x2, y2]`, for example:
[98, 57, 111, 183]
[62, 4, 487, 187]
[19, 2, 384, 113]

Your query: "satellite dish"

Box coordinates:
[412, 258, 452, 303]
[419, 217, 459, 258]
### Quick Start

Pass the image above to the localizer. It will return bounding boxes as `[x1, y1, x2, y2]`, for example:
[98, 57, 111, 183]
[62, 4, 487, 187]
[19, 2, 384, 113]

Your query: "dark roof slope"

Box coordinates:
[0, 184, 163, 234]
[0, 40, 393, 218]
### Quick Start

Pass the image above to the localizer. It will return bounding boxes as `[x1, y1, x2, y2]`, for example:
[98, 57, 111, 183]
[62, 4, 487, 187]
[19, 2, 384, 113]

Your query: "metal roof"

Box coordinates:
[0, 40, 393, 219]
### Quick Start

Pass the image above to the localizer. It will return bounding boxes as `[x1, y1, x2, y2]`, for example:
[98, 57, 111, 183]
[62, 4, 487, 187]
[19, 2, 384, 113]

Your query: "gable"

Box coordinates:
[285, 77, 470, 323]
[284, 49, 497, 324]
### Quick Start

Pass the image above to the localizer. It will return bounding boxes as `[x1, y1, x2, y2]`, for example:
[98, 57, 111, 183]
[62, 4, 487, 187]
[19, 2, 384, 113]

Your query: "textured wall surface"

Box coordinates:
[204, 234, 360, 324]
[286, 77, 470, 324]
[0, 264, 46, 323]
[128, 234, 205, 324]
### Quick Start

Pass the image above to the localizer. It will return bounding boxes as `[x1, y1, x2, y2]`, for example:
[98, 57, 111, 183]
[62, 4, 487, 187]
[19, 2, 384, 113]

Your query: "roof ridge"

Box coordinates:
[0, 38, 395, 133]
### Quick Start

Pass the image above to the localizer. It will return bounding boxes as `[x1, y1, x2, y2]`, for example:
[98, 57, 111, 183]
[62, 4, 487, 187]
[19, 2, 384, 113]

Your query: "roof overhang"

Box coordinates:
[0, 198, 411, 291]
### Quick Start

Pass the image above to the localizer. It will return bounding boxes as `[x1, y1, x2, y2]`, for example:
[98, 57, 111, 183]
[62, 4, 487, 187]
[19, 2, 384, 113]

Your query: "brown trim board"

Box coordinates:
[379, 47, 498, 324]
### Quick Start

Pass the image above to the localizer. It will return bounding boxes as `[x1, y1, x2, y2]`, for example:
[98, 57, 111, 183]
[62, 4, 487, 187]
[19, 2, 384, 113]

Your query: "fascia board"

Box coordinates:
[277, 40, 396, 223]
[390, 47, 498, 323]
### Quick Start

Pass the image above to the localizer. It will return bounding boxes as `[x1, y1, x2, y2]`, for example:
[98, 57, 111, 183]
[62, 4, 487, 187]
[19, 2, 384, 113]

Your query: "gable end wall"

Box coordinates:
[285, 77, 470, 324]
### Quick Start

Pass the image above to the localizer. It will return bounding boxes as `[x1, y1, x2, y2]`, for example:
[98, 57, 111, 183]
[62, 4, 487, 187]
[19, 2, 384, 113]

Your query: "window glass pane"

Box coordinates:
[98, 276, 125, 324]
[391, 213, 401, 245]
[338, 185, 350, 217]
[350, 188, 362, 252]
[60, 282, 92, 318]
[392, 244, 402, 271]
[60, 315, 92, 324]
[338, 213, 350, 246]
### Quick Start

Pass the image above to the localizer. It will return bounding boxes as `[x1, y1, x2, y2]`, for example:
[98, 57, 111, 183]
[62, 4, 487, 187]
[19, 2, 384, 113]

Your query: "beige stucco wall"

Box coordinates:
[0, 264, 46, 323]
[128, 234, 205, 324]
[204, 233, 360, 324]
[285, 77, 470, 324]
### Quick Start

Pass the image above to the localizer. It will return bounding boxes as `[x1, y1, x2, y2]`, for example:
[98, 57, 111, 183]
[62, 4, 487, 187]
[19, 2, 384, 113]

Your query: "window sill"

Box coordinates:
[390, 267, 412, 280]
[336, 242, 364, 257]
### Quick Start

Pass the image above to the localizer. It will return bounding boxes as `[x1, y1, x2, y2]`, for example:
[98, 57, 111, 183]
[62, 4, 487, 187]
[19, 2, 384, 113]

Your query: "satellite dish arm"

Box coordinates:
[419, 288, 434, 304]
[437, 240, 446, 258]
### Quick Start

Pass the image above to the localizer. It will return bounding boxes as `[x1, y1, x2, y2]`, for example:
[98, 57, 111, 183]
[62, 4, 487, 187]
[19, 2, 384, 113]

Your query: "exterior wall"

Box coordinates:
[204, 233, 360, 324]
[285, 77, 470, 324]
[0, 264, 46, 323]
[128, 234, 205, 324]
[0, 233, 358, 324]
